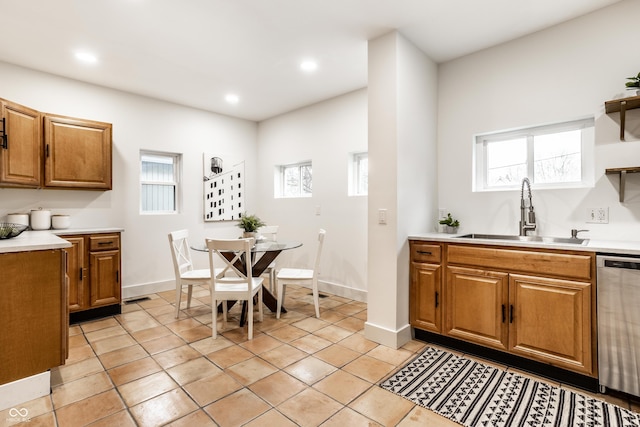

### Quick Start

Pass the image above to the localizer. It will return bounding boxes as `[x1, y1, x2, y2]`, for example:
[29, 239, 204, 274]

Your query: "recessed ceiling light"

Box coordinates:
[74, 51, 98, 64]
[300, 60, 318, 72]
[225, 94, 239, 104]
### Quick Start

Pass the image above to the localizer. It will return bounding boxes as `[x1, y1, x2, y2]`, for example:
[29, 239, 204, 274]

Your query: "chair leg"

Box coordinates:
[175, 282, 182, 319]
[212, 299, 218, 339]
[276, 280, 286, 319]
[248, 298, 254, 340]
[258, 287, 263, 322]
[270, 269, 276, 294]
[186, 284, 193, 309]
[312, 279, 320, 318]
[222, 301, 228, 329]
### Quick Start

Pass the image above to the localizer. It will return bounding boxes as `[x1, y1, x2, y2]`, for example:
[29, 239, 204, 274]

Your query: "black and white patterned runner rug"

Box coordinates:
[380, 346, 640, 427]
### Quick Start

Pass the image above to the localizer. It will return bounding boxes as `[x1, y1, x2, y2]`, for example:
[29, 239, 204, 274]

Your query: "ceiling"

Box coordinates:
[0, 0, 622, 122]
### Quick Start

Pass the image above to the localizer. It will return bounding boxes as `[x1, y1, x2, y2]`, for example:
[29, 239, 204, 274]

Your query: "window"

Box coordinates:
[275, 161, 312, 198]
[349, 152, 368, 196]
[474, 117, 594, 191]
[140, 151, 180, 213]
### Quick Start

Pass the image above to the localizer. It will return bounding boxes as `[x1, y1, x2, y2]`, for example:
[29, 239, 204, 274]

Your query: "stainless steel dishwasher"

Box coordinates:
[597, 254, 640, 396]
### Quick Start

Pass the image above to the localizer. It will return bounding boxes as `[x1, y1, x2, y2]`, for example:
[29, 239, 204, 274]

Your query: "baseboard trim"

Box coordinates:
[364, 321, 412, 349]
[122, 280, 175, 300]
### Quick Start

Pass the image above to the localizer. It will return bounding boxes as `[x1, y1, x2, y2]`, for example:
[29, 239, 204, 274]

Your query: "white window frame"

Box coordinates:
[474, 117, 595, 192]
[140, 150, 181, 214]
[274, 161, 312, 198]
[348, 151, 368, 196]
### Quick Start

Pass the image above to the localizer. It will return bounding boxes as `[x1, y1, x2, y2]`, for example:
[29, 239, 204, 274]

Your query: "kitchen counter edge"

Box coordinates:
[0, 228, 124, 254]
[408, 232, 640, 256]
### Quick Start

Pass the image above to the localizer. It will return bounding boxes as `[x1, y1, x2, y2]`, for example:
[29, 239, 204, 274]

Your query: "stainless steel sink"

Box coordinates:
[455, 233, 588, 245]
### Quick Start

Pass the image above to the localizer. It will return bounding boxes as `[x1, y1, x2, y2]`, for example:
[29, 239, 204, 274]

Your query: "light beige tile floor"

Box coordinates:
[2, 284, 639, 426]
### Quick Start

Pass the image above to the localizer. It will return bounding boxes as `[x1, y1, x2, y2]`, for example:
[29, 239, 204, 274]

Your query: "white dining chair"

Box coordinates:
[206, 237, 263, 339]
[168, 229, 211, 319]
[258, 225, 279, 292]
[276, 229, 326, 319]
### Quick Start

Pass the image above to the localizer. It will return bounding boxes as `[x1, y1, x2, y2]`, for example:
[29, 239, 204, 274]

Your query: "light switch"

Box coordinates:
[378, 209, 387, 224]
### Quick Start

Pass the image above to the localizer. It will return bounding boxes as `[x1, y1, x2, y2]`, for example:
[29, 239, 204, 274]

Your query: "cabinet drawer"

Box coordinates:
[447, 244, 593, 281]
[410, 242, 442, 263]
[89, 235, 120, 251]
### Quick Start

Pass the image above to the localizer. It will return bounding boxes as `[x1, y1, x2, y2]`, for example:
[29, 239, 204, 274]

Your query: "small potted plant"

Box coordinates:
[237, 213, 266, 238]
[439, 213, 460, 234]
[625, 72, 640, 96]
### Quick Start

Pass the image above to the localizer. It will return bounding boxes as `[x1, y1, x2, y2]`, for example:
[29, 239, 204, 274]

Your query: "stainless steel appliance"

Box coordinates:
[597, 254, 640, 396]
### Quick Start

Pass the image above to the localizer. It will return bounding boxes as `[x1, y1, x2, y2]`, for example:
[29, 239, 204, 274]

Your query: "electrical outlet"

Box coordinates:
[438, 208, 447, 219]
[587, 207, 609, 224]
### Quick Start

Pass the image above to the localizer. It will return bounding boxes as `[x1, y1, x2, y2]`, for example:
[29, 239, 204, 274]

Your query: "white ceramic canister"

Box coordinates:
[30, 208, 52, 230]
[51, 214, 71, 230]
[6, 213, 30, 227]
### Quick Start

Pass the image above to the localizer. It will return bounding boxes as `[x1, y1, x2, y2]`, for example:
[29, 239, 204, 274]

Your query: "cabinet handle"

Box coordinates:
[79, 268, 83, 281]
[116, 270, 119, 283]
[435, 291, 439, 308]
[417, 250, 432, 255]
[501, 304, 505, 323]
[46, 144, 49, 158]
[0, 117, 7, 149]
[509, 305, 514, 323]
[98, 241, 114, 246]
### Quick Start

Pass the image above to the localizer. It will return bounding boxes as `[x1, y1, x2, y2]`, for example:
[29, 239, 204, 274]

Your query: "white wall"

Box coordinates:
[366, 32, 438, 348]
[437, 0, 640, 239]
[256, 89, 368, 300]
[0, 61, 258, 296]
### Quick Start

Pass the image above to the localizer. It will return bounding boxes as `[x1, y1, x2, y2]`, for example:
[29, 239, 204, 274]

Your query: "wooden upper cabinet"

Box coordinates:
[0, 98, 42, 187]
[44, 114, 112, 190]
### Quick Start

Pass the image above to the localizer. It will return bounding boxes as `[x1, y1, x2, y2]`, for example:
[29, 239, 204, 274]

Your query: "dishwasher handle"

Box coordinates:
[603, 259, 640, 270]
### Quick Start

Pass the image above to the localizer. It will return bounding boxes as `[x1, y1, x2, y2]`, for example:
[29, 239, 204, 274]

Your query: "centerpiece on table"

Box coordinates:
[237, 213, 266, 238]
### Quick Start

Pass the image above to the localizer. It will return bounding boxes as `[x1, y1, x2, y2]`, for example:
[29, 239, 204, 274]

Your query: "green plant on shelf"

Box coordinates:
[625, 72, 640, 90]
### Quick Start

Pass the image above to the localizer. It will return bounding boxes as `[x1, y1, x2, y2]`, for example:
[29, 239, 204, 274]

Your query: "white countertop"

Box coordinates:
[409, 232, 640, 256]
[0, 228, 124, 253]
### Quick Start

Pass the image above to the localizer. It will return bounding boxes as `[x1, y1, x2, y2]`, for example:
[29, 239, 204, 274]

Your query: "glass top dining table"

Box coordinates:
[191, 239, 303, 324]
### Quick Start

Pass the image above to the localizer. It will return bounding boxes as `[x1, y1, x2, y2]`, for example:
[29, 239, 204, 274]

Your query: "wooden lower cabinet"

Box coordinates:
[410, 262, 442, 333]
[409, 241, 443, 333]
[0, 249, 67, 385]
[445, 266, 509, 351]
[410, 240, 596, 377]
[509, 274, 592, 375]
[64, 233, 121, 316]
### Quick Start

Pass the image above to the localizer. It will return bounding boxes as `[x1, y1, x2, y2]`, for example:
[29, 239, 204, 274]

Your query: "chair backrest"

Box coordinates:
[259, 225, 279, 241]
[168, 229, 195, 277]
[313, 229, 326, 274]
[206, 237, 254, 293]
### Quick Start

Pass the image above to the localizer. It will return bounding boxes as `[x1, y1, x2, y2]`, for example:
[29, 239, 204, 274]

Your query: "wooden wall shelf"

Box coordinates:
[605, 95, 640, 141]
[605, 167, 640, 202]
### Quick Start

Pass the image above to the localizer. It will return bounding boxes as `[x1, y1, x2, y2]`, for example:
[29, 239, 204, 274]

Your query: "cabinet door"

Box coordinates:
[44, 114, 112, 189]
[410, 262, 442, 333]
[0, 99, 42, 187]
[445, 266, 509, 351]
[64, 236, 87, 312]
[89, 249, 121, 307]
[509, 274, 593, 375]
[0, 250, 66, 385]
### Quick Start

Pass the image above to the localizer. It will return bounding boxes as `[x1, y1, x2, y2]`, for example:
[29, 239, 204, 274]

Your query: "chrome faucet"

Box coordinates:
[519, 177, 536, 236]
